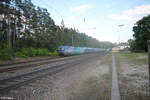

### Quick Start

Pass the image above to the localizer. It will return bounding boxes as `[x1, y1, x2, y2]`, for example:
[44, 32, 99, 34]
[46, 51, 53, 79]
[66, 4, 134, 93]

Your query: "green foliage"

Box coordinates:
[15, 48, 52, 57]
[50, 50, 58, 56]
[128, 39, 136, 51]
[0, 0, 115, 60]
[131, 14, 150, 51]
[37, 48, 51, 56]
[15, 52, 27, 58]
[115, 52, 148, 64]
[0, 43, 12, 60]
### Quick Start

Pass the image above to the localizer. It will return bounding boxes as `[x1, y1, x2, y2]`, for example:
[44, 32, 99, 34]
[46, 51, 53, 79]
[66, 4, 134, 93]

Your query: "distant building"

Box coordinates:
[118, 45, 130, 50]
[112, 47, 120, 52]
[112, 43, 130, 52]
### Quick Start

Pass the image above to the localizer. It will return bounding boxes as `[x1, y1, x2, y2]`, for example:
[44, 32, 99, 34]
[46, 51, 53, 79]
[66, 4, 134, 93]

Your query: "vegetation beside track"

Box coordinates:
[114, 52, 149, 100]
[128, 15, 150, 52]
[0, 0, 115, 61]
[14, 48, 58, 58]
[0, 47, 58, 65]
[114, 52, 148, 64]
[0, 46, 58, 61]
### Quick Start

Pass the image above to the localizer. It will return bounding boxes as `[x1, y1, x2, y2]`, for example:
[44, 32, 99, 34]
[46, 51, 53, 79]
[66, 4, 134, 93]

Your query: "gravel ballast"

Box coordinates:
[0, 53, 112, 100]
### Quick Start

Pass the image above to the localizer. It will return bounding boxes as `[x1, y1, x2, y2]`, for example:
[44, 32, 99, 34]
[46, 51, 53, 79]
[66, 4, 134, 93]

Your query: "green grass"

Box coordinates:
[113, 52, 150, 100]
[113, 51, 148, 64]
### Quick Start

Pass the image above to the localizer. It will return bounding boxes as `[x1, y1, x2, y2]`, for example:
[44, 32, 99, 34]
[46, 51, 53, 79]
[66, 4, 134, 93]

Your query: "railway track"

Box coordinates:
[0, 53, 106, 94]
[0, 57, 58, 67]
[0, 55, 85, 73]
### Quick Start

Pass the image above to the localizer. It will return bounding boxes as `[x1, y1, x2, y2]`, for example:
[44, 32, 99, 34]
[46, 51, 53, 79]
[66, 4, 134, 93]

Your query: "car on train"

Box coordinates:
[58, 46, 106, 56]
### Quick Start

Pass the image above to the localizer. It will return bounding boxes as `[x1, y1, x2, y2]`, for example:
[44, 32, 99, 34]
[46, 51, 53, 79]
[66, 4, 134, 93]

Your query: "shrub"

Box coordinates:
[50, 50, 58, 56]
[15, 52, 27, 58]
[15, 47, 55, 57]
[37, 48, 50, 56]
[0, 43, 12, 60]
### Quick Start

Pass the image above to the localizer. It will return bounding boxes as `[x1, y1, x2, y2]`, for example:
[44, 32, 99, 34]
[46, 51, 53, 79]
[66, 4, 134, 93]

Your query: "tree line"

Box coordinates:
[0, 0, 114, 59]
[128, 15, 150, 52]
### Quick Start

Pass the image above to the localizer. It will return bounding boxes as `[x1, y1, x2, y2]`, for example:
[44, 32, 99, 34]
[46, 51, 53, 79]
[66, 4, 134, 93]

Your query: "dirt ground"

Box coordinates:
[1, 53, 112, 100]
[114, 52, 150, 100]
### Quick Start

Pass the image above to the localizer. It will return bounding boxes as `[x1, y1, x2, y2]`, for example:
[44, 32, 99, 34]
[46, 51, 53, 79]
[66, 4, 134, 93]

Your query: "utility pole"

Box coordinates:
[118, 25, 124, 44]
[118, 32, 120, 44]
[72, 33, 74, 46]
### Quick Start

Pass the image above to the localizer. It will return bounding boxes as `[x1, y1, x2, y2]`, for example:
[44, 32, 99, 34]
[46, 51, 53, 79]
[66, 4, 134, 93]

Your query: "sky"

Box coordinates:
[32, 0, 150, 43]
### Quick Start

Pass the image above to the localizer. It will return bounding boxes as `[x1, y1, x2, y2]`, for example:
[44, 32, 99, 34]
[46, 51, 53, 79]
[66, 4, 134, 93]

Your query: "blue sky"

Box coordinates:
[32, 0, 150, 43]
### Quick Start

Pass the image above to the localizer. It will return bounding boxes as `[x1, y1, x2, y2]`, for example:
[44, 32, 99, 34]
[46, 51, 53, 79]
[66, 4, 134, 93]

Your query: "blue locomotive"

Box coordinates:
[58, 46, 106, 56]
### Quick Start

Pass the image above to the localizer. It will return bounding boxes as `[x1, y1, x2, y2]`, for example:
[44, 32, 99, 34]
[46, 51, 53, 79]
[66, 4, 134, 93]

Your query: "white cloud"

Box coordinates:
[108, 14, 141, 21]
[71, 4, 92, 12]
[67, 15, 75, 21]
[108, 4, 150, 21]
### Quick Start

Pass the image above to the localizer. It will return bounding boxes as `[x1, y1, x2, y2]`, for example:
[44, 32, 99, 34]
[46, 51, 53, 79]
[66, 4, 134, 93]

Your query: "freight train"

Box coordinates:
[58, 46, 106, 56]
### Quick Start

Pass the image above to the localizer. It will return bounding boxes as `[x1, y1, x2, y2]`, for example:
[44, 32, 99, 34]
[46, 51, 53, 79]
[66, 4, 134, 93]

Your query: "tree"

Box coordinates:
[0, 0, 114, 55]
[132, 15, 150, 51]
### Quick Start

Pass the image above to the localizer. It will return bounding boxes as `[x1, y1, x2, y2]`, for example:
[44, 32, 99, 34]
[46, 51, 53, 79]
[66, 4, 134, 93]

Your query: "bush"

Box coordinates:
[15, 52, 27, 58]
[37, 48, 50, 56]
[50, 50, 58, 56]
[15, 47, 37, 57]
[0, 43, 12, 60]
[15, 47, 56, 57]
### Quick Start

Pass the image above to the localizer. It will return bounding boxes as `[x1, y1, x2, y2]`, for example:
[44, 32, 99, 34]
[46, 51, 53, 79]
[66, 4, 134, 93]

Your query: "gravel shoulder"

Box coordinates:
[114, 52, 150, 100]
[0, 56, 57, 66]
[0, 55, 84, 80]
[0, 53, 112, 100]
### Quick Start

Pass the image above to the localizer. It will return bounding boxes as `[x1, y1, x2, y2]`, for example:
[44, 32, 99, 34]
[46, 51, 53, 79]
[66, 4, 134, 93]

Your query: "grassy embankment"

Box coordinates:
[113, 51, 149, 100]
